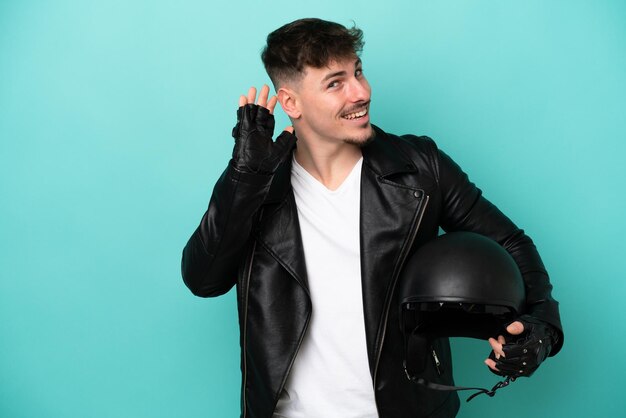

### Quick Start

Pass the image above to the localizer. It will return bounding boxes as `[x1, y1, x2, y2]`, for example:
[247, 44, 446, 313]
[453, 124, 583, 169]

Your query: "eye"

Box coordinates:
[355, 68, 363, 77]
[327, 80, 340, 89]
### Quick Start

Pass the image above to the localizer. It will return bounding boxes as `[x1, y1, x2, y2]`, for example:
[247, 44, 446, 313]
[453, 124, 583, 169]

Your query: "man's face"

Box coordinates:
[289, 57, 373, 146]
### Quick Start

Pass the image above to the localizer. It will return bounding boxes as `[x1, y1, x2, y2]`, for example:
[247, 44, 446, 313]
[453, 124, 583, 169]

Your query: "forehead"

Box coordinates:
[302, 57, 361, 80]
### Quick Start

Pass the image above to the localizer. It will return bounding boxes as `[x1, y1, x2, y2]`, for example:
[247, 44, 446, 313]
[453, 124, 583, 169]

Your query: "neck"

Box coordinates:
[294, 137, 362, 191]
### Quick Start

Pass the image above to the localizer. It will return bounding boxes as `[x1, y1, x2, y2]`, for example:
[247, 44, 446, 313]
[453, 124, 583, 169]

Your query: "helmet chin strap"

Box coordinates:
[404, 329, 517, 402]
[404, 372, 516, 402]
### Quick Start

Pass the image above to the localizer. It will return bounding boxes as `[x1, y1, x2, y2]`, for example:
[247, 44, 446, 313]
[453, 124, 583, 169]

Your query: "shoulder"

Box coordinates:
[373, 124, 440, 155]
[366, 125, 442, 177]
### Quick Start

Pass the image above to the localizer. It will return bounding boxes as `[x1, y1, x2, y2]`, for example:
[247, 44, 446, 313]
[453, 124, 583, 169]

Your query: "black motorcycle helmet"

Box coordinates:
[399, 231, 526, 398]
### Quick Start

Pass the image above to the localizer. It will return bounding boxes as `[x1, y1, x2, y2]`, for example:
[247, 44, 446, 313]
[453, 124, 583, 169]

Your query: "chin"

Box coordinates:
[343, 124, 374, 146]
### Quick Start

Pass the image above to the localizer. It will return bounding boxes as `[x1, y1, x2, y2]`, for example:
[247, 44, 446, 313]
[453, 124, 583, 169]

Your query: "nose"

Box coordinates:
[348, 76, 371, 103]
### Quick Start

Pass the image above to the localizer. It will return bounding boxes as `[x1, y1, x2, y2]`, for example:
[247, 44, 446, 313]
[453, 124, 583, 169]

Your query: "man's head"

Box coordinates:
[262, 18, 373, 147]
[261, 18, 364, 89]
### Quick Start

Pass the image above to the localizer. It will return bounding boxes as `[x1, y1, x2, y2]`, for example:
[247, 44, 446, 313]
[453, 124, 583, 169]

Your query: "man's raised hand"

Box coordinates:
[231, 85, 296, 174]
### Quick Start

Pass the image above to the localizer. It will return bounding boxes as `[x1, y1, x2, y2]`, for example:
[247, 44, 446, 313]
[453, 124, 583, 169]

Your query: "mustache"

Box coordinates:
[342, 101, 370, 115]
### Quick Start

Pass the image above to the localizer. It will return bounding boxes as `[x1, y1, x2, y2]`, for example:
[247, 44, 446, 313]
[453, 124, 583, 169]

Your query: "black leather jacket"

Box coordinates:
[182, 125, 563, 418]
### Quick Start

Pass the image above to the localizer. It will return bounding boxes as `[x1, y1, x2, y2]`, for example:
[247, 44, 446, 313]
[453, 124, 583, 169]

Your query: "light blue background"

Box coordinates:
[1, 1, 624, 417]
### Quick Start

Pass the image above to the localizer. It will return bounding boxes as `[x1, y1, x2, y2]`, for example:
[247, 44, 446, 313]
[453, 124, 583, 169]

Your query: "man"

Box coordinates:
[182, 18, 563, 418]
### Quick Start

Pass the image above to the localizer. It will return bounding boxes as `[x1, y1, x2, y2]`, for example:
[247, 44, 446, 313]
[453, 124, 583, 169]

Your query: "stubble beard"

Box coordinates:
[342, 124, 375, 147]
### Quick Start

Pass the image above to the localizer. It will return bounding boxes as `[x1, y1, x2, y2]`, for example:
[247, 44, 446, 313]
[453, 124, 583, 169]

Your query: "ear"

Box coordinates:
[277, 87, 301, 119]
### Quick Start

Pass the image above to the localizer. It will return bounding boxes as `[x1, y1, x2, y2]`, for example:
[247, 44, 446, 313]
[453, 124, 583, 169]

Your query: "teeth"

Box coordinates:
[343, 109, 368, 120]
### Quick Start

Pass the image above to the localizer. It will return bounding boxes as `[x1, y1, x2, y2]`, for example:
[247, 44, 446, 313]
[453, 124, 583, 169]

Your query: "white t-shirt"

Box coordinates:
[273, 156, 378, 418]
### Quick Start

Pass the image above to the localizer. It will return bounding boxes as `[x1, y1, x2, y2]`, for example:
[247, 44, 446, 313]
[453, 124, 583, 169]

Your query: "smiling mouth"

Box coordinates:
[341, 103, 370, 120]
[342, 108, 368, 120]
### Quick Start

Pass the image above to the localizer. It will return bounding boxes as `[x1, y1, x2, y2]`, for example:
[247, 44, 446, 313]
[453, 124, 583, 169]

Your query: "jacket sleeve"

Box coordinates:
[433, 143, 564, 355]
[181, 162, 274, 297]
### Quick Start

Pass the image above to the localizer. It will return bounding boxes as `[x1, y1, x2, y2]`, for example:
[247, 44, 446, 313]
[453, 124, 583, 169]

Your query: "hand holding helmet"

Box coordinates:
[486, 314, 559, 378]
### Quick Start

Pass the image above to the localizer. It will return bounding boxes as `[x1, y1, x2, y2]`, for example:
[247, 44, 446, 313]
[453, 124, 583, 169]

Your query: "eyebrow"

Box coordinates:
[321, 58, 362, 83]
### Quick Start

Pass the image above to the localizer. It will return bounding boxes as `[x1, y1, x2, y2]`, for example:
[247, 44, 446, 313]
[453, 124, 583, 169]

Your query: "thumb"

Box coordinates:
[506, 321, 525, 335]
[274, 129, 297, 151]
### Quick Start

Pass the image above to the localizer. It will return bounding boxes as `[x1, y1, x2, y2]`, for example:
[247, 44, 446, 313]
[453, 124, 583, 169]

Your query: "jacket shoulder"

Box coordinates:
[368, 125, 442, 179]
[373, 124, 439, 153]
[390, 130, 439, 154]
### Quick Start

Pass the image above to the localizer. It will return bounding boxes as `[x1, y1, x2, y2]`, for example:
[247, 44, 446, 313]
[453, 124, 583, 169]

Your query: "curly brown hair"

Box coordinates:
[261, 18, 364, 88]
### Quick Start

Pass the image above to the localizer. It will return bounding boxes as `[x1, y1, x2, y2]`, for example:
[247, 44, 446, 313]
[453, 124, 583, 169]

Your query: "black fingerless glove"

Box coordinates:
[231, 104, 296, 174]
[489, 315, 559, 378]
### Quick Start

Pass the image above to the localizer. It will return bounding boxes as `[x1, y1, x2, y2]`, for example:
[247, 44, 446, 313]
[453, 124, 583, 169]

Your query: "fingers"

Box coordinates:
[488, 336, 506, 359]
[485, 334, 507, 372]
[506, 321, 525, 335]
[257, 85, 270, 107]
[484, 358, 500, 372]
[267, 95, 278, 114]
[239, 85, 277, 113]
[246, 87, 257, 104]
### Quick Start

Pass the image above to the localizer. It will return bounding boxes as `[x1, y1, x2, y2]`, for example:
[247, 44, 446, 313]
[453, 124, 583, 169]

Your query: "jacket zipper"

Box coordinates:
[432, 347, 442, 376]
[372, 194, 429, 396]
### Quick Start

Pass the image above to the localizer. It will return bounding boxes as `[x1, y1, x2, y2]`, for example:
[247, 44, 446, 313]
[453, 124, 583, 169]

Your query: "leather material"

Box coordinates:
[488, 314, 559, 378]
[231, 104, 296, 174]
[181, 124, 563, 418]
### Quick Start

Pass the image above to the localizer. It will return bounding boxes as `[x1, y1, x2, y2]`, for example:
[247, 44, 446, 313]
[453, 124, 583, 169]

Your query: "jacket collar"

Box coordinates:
[362, 125, 418, 177]
[264, 124, 416, 204]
